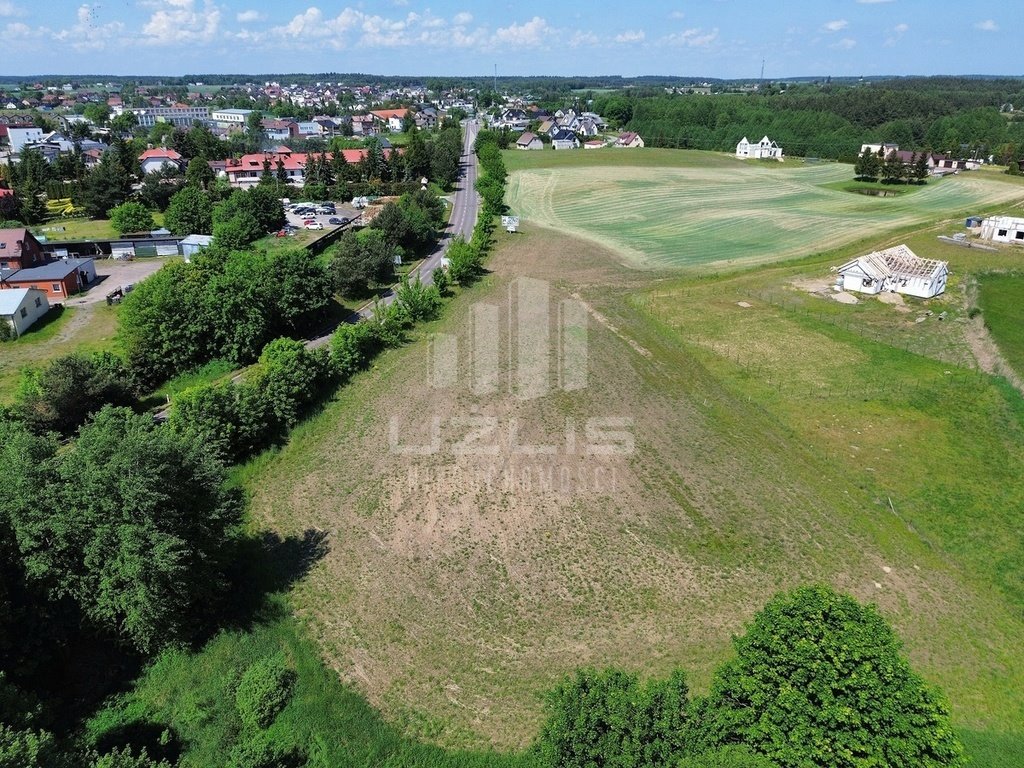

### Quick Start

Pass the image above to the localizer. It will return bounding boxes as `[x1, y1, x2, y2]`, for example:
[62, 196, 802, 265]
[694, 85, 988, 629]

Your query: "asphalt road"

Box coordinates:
[352, 118, 481, 319]
[155, 121, 482, 418]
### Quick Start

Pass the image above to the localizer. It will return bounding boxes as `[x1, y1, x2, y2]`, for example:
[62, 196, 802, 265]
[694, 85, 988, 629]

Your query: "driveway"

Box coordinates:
[65, 257, 169, 306]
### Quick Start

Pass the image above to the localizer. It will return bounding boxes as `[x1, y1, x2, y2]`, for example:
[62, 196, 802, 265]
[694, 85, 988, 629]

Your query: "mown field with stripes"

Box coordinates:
[503, 149, 1024, 269]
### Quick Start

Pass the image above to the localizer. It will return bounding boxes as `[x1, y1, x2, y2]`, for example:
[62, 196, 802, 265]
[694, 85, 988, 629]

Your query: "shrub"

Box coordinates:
[235, 653, 296, 731]
[395, 273, 442, 322]
[228, 731, 304, 768]
[109, 202, 155, 236]
[329, 321, 383, 381]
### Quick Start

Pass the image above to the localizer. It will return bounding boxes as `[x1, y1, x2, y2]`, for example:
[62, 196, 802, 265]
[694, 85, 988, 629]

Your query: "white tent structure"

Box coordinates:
[835, 245, 948, 299]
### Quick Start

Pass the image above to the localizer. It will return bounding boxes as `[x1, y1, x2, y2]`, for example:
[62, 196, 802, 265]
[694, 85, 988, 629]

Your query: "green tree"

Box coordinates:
[78, 153, 132, 218]
[109, 201, 155, 235]
[82, 103, 111, 127]
[538, 667, 691, 768]
[164, 184, 214, 235]
[17, 352, 135, 437]
[213, 211, 262, 251]
[5, 407, 241, 654]
[695, 585, 964, 768]
[185, 157, 215, 189]
[395, 273, 441, 322]
[854, 146, 880, 180]
[89, 747, 173, 768]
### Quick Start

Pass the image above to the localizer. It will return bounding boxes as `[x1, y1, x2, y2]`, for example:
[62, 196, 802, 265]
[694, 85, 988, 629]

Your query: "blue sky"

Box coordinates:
[0, 0, 1017, 78]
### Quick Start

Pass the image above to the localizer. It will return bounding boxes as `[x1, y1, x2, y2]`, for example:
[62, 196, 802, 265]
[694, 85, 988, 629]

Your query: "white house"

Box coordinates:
[835, 244, 948, 299]
[736, 135, 783, 160]
[0, 287, 49, 337]
[515, 132, 543, 150]
[616, 131, 644, 148]
[551, 129, 580, 150]
[138, 148, 184, 175]
[979, 215, 1024, 245]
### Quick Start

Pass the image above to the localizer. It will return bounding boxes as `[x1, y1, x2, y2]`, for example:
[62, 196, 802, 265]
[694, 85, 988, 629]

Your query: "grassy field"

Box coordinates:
[33, 212, 166, 242]
[503, 149, 1024, 269]
[977, 273, 1024, 376]
[0, 303, 119, 403]
[84, 150, 1024, 767]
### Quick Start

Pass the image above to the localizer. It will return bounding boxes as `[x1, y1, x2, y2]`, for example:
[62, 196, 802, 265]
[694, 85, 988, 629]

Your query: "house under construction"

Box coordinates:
[835, 244, 948, 299]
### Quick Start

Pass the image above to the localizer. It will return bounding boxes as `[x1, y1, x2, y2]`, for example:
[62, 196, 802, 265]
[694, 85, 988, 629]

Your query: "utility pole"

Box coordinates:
[493, 63, 497, 96]
[760, 58, 765, 86]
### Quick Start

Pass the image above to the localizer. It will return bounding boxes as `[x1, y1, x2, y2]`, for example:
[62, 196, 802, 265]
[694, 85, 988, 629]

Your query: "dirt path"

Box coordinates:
[961, 277, 1024, 394]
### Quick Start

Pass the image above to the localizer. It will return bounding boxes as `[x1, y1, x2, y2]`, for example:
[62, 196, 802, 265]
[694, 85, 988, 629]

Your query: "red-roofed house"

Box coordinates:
[223, 148, 397, 188]
[0, 229, 48, 271]
[616, 131, 645, 148]
[370, 109, 409, 133]
[138, 147, 184, 174]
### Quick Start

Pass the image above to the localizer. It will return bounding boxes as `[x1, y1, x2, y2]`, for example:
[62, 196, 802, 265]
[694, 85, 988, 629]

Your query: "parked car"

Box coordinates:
[328, 217, 344, 225]
[302, 218, 316, 225]
[305, 222, 324, 230]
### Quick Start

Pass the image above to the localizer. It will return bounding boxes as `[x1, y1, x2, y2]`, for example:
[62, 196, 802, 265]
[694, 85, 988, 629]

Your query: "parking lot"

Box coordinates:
[282, 200, 361, 235]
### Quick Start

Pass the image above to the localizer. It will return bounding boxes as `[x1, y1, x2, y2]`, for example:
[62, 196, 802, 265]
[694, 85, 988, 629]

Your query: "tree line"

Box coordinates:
[585, 79, 1024, 163]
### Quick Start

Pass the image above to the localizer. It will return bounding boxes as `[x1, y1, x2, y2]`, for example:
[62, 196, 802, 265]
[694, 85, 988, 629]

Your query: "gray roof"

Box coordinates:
[5, 258, 93, 281]
[180, 234, 214, 246]
[0, 287, 41, 315]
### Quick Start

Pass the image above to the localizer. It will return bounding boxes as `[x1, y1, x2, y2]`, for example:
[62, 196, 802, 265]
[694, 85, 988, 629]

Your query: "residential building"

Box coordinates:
[515, 132, 543, 150]
[736, 136, 783, 160]
[551, 129, 580, 150]
[0, 257, 97, 301]
[211, 108, 255, 132]
[835, 245, 948, 299]
[261, 118, 298, 141]
[370, 109, 410, 133]
[0, 229, 47, 271]
[617, 132, 645, 148]
[6, 126, 44, 154]
[0, 287, 49, 338]
[139, 148, 184, 174]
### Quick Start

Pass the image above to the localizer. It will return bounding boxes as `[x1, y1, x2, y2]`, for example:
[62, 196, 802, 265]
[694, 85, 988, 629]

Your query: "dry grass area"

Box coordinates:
[245, 223, 1024, 753]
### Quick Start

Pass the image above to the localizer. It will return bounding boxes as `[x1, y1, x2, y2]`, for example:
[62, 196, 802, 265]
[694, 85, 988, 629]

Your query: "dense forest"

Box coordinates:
[585, 78, 1024, 161]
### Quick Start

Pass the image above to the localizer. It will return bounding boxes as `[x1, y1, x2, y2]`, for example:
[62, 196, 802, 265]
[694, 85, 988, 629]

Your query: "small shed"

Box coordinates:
[180, 234, 214, 261]
[979, 215, 1024, 244]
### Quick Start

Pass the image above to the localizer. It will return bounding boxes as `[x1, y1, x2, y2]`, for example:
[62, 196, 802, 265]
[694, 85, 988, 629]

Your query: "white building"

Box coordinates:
[736, 135, 783, 160]
[211, 109, 255, 128]
[0, 287, 49, 337]
[835, 244, 948, 299]
[979, 215, 1024, 245]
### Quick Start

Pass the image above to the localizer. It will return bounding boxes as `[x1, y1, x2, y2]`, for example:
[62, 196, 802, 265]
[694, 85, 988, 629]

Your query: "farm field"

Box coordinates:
[503, 149, 1024, 269]
[236, 214, 1024, 765]
[977, 273, 1024, 377]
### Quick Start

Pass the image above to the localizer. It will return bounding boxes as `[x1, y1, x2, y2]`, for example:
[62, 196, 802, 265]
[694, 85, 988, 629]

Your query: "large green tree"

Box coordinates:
[695, 585, 964, 768]
[164, 184, 213, 235]
[4, 407, 241, 654]
[109, 201, 155, 235]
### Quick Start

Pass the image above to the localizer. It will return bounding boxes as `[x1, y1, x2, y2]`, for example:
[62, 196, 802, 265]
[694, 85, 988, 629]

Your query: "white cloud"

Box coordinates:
[669, 11, 685, 19]
[236, 9, 264, 23]
[975, 19, 998, 32]
[0, 1, 25, 17]
[51, 4, 124, 51]
[614, 29, 645, 44]
[893, 23, 909, 33]
[831, 37, 857, 50]
[492, 16, 551, 48]
[822, 19, 848, 32]
[453, 12, 472, 26]
[142, 0, 220, 44]
[568, 30, 599, 48]
[663, 27, 719, 48]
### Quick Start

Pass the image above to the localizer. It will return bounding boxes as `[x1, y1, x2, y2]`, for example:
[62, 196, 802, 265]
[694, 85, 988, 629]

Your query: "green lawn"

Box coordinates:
[34, 212, 166, 242]
[0, 303, 120, 404]
[977, 272, 1024, 376]
[503, 150, 1024, 269]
